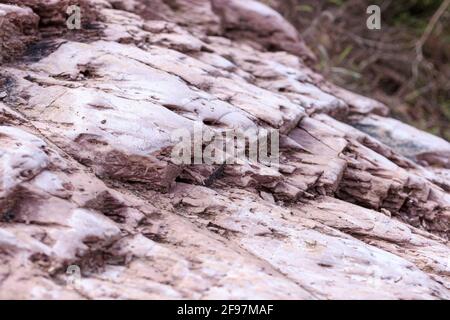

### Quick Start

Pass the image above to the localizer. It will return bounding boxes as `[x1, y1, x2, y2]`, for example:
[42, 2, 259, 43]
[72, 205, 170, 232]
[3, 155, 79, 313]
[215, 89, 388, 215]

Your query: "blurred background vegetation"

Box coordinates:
[263, 0, 450, 141]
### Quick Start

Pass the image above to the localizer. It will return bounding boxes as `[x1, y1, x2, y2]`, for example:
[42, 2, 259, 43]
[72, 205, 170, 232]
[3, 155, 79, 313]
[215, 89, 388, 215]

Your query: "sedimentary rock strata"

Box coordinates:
[0, 0, 449, 299]
[0, 4, 39, 62]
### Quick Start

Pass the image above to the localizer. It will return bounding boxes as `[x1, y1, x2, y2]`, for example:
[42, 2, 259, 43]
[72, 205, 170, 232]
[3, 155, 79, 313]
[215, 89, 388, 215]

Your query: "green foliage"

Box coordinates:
[276, 0, 450, 140]
[296, 4, 314, 13]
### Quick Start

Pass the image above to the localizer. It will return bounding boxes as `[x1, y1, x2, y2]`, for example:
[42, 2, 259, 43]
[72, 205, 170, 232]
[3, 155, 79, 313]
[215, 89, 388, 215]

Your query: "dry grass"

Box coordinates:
[268, 0, 450, 140]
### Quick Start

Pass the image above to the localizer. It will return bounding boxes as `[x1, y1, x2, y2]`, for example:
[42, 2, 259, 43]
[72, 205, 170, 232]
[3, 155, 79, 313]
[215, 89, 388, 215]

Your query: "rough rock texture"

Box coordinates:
[0, 4, 39, 62]
[0, 0, 449, 299]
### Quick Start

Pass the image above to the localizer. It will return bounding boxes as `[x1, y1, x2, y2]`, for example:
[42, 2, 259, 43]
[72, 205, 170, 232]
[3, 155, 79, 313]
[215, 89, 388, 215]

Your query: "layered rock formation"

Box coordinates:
[0, 0, 449, 299]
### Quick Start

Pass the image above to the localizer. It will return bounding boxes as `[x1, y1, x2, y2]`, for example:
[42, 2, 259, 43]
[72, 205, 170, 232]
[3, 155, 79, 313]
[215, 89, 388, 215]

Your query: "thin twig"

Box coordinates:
[413, 0, 450, 77]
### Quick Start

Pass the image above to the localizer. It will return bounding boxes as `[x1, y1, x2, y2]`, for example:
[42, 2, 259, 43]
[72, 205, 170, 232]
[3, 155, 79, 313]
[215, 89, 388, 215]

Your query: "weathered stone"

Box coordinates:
[211, 0, 316, 62]
[0, 0, 449, 300]
[0, 4, 39, 62]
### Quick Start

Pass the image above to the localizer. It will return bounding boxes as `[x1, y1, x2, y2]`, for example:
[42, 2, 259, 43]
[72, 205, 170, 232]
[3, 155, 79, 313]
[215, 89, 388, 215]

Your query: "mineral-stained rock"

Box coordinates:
[0, 4, 39, 62]
[0, 0, 449, 299]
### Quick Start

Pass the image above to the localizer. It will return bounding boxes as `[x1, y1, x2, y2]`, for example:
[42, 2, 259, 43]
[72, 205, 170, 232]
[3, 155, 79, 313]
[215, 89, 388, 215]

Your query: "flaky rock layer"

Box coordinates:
[0, 0, 449, 299]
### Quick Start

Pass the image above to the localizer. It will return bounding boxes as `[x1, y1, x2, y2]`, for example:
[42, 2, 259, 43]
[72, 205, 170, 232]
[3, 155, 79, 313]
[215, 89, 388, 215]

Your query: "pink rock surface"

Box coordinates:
[0, 0, 449, 299]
